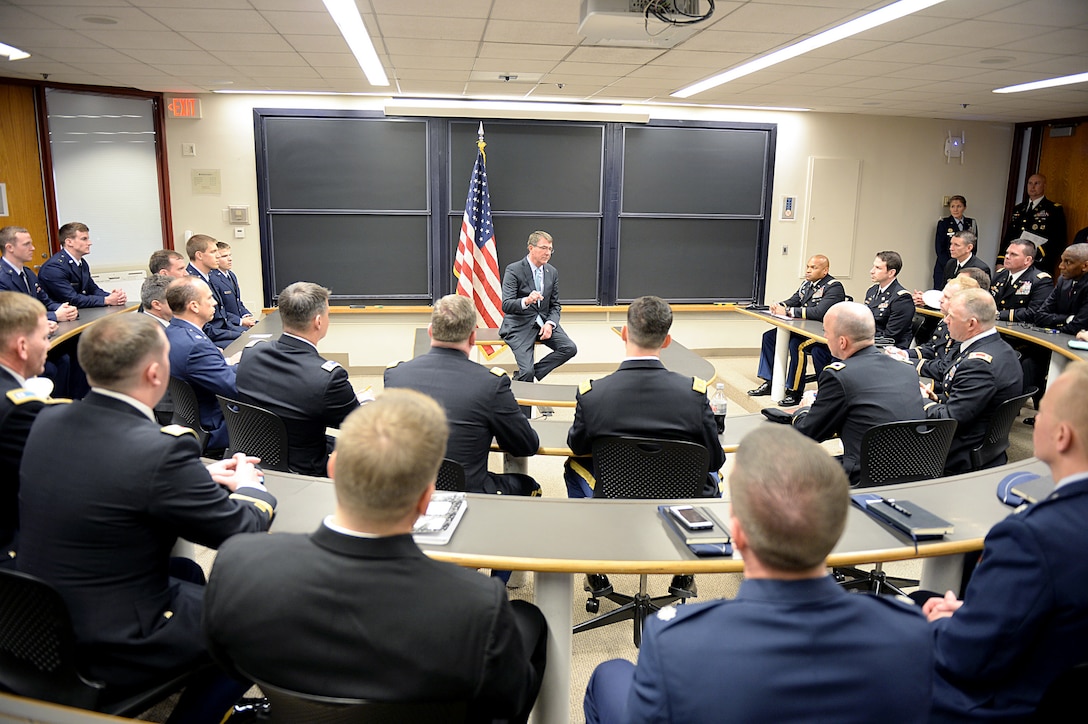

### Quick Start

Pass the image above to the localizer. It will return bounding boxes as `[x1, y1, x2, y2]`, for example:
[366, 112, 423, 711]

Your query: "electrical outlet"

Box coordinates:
[182, 142, 196, 157]
[234, 227, 245, 239]
[781, 245, 788, 255]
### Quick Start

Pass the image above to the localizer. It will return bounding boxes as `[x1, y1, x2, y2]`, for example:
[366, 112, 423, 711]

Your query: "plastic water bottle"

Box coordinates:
[710, 383, 728, 435]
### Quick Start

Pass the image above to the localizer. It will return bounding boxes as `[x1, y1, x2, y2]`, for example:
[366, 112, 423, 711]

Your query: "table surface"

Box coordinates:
[49, 304, 137, 349]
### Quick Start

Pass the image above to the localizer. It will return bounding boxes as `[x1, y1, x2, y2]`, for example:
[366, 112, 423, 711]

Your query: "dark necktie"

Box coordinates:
[20, 271, 30, 294]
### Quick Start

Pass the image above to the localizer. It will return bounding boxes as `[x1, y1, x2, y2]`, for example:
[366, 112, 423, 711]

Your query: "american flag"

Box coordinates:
[454, 124, 504, 357]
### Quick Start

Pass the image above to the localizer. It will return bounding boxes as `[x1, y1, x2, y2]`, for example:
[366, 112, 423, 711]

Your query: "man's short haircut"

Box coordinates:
[955, 288, 997, 329]
[185, 234, 217, 261]
[140, 274, 171, 309]
[875, 250, 902, 275]
[944, 277, 977, 294]
[957, 267, 990, 290]
[1009, 239, 1037, 260]
[166, 276, 205, 314]
[58, 222, 88, 246]
[626, 295, 672, 349]
[527, 230, 552, 248]
[730, 426, 849, 571]
[811, 254, 829, 269]
[0, 291, 46, 347]
[78, 313, 165, 390]
[149, 249, 185, 274]
[0, 226, 29, 253]
[1052, 363, 1088, 449]
[954, 231, 977, 251]
[949, 194, 967, 207]
[278, 281, 330, 330]
[216, 241, 231, 251]
[827, 301, 874, 345]
[333, 389, 448, 524]
[1065, 243, 1088, 264]
[430, 294, 476, 343]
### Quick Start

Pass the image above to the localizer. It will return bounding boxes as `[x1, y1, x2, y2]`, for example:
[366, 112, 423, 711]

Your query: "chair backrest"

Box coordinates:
[168, 376, 209, 450]
[1034, 660, 1088, 721]
[591, 436, 708, 499]
[436, 458, 466, 492]
[217, 396, 291, 473]
[253, 676, 468, 724]
[0, 569, 103, 709]
[971, 387, 1037, 471]
[858, 419, 959, 487]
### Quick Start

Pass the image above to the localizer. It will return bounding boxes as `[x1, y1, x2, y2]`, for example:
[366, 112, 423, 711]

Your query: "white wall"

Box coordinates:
[164, 95, 1014, 314]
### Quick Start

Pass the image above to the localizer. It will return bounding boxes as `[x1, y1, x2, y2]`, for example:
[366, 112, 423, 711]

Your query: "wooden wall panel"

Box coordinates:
[0, 83, 50, 270]
[1039, 125, 1088, 246]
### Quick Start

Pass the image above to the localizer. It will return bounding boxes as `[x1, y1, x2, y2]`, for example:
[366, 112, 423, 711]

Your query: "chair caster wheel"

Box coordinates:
[586, 598, 600, 613]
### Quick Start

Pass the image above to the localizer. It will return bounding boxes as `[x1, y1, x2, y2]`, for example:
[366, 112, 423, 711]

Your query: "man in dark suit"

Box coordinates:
[38, 222, 127, 308]
[184, 233, 242, 348]
[385, 293, 540, 496]
[18, 312, 275, 722]
[747, 254, 845, 406]
[792, 301, 926, 485]
[990, 239, 1053, 324]
[237, 282, 361, 476]
[924, 289, 1022, 473]
[566, 295, 725, 597]
[0, 292, 62, 563]
[204, 389, 547, 724]
[211, 241, 256, 329]
[499, 230, 577, 387]
[164, 276, 238, 451]
[922, 363, 1088, 722]
[584, 426, 933, 724]
[1003, 173, 1066, 275]
[864, 250, 915, 349]
[941, 231, 991, 284]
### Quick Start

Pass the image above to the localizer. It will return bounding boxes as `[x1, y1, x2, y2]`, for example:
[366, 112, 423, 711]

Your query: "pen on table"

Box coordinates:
[881, 497, 912, 517]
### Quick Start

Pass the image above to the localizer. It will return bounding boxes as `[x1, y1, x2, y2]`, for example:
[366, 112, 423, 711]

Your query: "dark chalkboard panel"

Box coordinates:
[265, 117, 428, 211]
[449, 122, 604, 213]
[450, 216, 599, 302]
[617, 218, 760, 302]
[270, 214, 429, 300]
[621, 126, 768, 215]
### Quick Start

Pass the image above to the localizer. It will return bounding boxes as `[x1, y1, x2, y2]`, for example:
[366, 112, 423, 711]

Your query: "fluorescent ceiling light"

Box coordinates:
[673, 0, 946, 99]
[993, 72, 1088, 94]
[385, 98, 651, 123]
[322, 0, 389, 87]
[0, 42, 30, 61]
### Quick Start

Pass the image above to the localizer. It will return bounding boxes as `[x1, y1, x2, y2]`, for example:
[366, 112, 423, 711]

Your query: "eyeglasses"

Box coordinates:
[532, 245, 554, 253]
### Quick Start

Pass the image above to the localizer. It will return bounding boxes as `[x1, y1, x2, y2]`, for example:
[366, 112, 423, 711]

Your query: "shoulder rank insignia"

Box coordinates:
[386, 360, 402, 369]
[5, 388, 62, 405]
[321, 359, 342, 372]
[579, 379, 593, 395]
[692, 377, 707, 394]
[826, 361, 846, 371]
[489, 366, 507, 377]
[1038, 271, 1052, 279]
[967, 351, 993, 363]
[160, 424, 198, 439]
[896, 289, 912, 296]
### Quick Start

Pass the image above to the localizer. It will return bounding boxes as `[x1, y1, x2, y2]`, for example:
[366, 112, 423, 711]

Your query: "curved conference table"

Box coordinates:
[48, 304, 138, 349]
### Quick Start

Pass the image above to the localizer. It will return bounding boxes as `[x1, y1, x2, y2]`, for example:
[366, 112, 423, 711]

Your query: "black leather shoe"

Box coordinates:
[1023, 416, 1036, 426]
[778, 389, 802, 407]
[584, 574, 613, 597]
[228, 697, 270, 723]
[747, 381, 771, 397]
[669, 574, 697, 598]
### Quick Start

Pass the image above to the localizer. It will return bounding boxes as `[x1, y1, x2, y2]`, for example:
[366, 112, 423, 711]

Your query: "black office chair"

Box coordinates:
[435, 458, 467, 492]
[0, 568, 205, 716]
[1034, 660, 1088, 722]
[970, 387, 1037, 471]
[836, 419, 957, 596]
[574, 436, 709, 648]
[217, 395, 291, 473]
[168, 376, 209, 451]
[250, 675, 468, 724]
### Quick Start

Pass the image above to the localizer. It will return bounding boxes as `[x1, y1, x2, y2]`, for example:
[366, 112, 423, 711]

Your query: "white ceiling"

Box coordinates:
[1, 0, 1087, 122]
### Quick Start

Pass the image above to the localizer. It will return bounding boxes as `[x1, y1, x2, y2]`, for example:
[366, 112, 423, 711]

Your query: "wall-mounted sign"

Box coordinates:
[167, 97, 202, 119]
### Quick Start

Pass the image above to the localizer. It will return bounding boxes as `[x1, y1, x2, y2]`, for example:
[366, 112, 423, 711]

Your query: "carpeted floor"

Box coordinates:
[160, 351, 1035, 723]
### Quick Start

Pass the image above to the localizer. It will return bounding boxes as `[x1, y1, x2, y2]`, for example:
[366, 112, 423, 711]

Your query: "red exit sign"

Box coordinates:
[166, 97, 202, 119]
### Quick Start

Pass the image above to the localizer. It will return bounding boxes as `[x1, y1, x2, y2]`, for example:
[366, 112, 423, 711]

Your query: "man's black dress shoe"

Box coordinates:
[584, 573, 613, 597]
[669, 574, 697, 598]
[778, 389, 802, 407]
[228, 697, 270, 722]
[1023, 416, 1036, 426]
[747, 381, 771, 397]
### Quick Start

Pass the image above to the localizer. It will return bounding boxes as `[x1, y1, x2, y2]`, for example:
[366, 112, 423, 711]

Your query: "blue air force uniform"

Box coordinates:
[37, 250, 108, 308]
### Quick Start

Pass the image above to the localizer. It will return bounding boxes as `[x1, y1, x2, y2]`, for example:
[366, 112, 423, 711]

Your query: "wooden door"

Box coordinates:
[0, 82, 51, 269]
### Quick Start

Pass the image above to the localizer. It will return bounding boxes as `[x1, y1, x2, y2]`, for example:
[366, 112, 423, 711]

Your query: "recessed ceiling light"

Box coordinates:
[80, 15, 119, 25]
[322, 0, 389, 87]
[0, 41, 30, 61]
[994, 71, 1088, 94]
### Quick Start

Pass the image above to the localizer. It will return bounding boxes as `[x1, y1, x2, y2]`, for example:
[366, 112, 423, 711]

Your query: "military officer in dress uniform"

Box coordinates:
[924, 289, 1022, 473]
[864, 251, 915, 349]
[932, 195, 978, 291]
[792, 302, 925, 484]
[990, 240, 1053, 324]
[941, 231, 991, 285]
[889, 278, 980, 393]
[37, 222, 127, 308]
[747, 254, 845, 406]
[1003, 174, 1067, 275]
